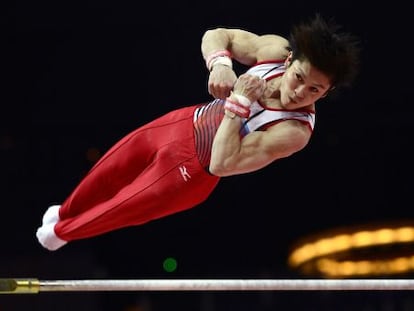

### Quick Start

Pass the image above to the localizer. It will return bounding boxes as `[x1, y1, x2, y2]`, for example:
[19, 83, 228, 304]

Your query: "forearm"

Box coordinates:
[209, 110, 244, 176]
[209, 74, 266, 176]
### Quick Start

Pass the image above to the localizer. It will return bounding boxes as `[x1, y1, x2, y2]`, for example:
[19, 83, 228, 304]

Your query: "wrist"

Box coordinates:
[209, 56, 233, 72]
[232, 93, 251, 107]
[205, 50, 233, 71]
[224, 97, 250, 118]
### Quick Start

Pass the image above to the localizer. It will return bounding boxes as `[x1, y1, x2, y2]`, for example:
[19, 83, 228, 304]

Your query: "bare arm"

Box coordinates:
[201, 28, 290, 65]
[209, 118, 311, 176]
[201, 28, 290, 99]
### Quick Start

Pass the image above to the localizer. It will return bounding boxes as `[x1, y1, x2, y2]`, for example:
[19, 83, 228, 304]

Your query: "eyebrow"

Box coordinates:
[312, 81, 328, 90]
[296, 66, 329, 91]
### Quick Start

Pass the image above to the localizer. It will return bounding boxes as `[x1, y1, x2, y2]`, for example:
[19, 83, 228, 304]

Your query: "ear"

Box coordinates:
[285, 51, 293, 67]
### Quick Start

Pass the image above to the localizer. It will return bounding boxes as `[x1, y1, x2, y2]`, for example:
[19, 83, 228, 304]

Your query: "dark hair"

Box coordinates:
[289, 14, 361, 90]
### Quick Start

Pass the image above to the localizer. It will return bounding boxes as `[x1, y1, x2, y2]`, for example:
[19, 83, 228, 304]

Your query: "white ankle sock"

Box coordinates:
[36, 205, 67, 251]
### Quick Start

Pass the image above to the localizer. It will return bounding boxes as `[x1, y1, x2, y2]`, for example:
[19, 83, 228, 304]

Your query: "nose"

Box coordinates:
[294, 85, 306, 99]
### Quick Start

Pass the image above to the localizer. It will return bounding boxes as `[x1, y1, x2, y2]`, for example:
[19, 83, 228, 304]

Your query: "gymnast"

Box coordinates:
[36, 14, 360, 250]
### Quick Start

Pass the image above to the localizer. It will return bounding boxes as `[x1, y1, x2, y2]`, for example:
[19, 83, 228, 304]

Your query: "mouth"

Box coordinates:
[289, 97, 298, 104]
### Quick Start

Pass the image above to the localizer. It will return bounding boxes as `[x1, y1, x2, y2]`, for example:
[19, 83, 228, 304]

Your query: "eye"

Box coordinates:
[310, 86, 319, 93]
[295, 73, 303, 82]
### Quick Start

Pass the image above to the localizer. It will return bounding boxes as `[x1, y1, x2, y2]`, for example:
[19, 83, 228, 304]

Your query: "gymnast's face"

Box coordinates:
[279, 57, 331, 110]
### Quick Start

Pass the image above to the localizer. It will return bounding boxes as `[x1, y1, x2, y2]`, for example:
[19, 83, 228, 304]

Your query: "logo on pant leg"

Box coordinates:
[179, 165, 191, 182]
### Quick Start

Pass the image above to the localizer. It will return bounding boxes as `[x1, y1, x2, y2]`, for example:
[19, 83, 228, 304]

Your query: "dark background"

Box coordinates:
[2, 0, 414, 310]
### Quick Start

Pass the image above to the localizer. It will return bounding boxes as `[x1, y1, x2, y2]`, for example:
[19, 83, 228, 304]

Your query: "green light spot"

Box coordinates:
[163, 257, 177, 272]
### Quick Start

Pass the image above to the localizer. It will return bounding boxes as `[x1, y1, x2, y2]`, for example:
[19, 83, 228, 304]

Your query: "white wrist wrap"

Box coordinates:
[205, 50, 232, 71]
[233, 93, 252, 107]
[208, 56, 233, 71]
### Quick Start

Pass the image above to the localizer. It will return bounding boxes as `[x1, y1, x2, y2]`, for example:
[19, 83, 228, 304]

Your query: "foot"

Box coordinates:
[41, 205, 61, 225]
[36, 205, 67, 251]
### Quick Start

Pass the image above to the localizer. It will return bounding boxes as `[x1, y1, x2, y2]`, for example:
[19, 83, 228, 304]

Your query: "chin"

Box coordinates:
[283, 102, 297, 110]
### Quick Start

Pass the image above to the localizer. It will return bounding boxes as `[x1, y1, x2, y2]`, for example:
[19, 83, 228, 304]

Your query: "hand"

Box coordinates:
[208, 65, 237, 99]
[232, 73, 266, 103]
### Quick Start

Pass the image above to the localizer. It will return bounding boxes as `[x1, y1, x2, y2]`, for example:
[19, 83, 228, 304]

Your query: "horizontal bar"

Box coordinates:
[2, 279, 414, 294]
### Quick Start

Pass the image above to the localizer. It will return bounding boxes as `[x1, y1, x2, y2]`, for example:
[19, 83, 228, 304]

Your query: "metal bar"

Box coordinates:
[2, 278, 414, 294]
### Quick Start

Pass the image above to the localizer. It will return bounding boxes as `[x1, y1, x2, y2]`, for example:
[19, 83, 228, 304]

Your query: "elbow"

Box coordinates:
[204, 27, 227, 36]
[208, 162, 227, 177]
[209, 159, 236, 177]
[202, 28, 230, 45]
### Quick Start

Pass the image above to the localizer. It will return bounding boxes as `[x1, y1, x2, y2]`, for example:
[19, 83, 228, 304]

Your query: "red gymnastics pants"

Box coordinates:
[36, 105, 220, 250]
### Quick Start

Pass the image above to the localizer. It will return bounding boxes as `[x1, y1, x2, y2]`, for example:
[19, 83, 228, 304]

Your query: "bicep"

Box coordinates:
[235, 122, 311, 173]
[226, 30, 290, 65]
